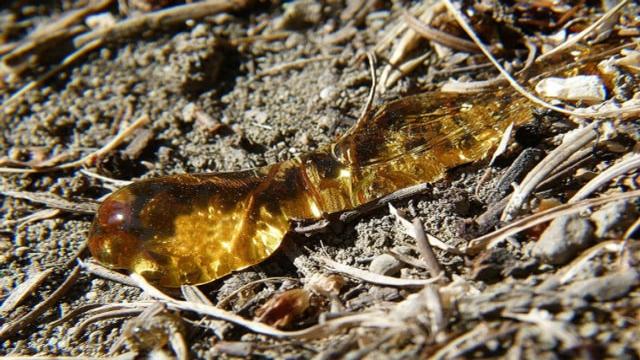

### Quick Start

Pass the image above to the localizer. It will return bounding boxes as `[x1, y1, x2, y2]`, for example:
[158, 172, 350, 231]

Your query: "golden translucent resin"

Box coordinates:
[88, 91, 532, 286]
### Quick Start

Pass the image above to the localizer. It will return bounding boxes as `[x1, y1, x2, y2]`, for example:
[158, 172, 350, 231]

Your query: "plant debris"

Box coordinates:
[1, 0, 640, 358]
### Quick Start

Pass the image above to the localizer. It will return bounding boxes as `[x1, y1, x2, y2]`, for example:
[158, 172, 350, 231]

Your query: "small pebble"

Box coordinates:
[85, 13, 116, 29]
[579, 322, 599, 338]
[535, 75, 606, 103]
[318, 115, 334, 129]
[14, 246, 29, 257]
[85, 291, 98, 301]
[274, 0, 322, 29]
[532, 215, 594, 265]
[182, 103, 198, 123]
[191, 24, 209, 38]
[319, 86, 339, 102]
[369, 254, 402, 276]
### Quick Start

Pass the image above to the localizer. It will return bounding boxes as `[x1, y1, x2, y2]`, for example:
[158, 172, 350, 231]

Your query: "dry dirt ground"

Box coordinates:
[1, 1, 640, 359]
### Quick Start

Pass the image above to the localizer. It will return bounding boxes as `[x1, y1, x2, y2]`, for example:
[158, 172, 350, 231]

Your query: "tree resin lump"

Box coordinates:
[88, 92, 531, 286]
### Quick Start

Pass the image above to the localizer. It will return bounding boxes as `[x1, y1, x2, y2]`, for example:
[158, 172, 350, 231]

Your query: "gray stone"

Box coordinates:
[368, 254, 402, 276]
[565, 269, 640, 301]
[532, 215, 594, 265]
[590, 200, 637, 238]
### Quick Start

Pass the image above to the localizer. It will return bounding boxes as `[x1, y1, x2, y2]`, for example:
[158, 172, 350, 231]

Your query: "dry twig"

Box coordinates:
[402, 10, 478, 53]
[317, 256, 443, 287]
[570, 152, 640, 202]
[1, 39, 103, 112]
[2, 0, 113, 61]
[0, 266, 81, 342]
[0, 269, 54, 314]
[74, 308, 145, 338]
[79, 259, 139, 287]
[0, 114, 150, 174]
[411, 218, 444, 280]
[0, 190, 98, 214]
[502, 122, 600, 220]
[389, 203, 463, 255]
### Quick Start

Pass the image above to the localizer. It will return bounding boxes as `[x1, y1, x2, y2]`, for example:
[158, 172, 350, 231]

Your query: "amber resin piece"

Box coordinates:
[88, 91, 532, 286]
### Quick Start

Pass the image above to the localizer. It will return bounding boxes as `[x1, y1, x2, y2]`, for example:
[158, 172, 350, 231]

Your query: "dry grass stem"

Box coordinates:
[374, 2, 434, 54]
[58, 114, 150, 169]
[502, 122, 599, 220]
[440, 76, 506, 93]
[53, 302, 155, 329]
[518, 38, 538, 74]
[383, 52, 431, 90]
[389, 203, 463, 255]
[0, 39, 103, 112]
[1, 353, 138, 360]
[1, 0, 113, 71]
[74, 0, 250, 47]
[338, 183, 432, 223]
[51, 303, 121, 328]
[379, 1, 444, 91]
[536, 147, 594, 189]
[466, 189, 640, 254]
[357, 52, 377, 127]
[2, 25, 86, 73]
[388, 250, 429, 270]
[536, 0, 630, 62]
[424, 284, 447, 339]
[0, 269, 54, 314]
[623, 216, 640, 240]
[80, 169, 133, 187]
[316, 256, 443, 287]
[406, 219, 449, 340]
[489, 122, 514, 166]
[402, 11, 478, 53]
[181, 285, 214, 306]
[17, 208, 61, 229]
[0, 266, 81, 342]
[433, 62, 492, 75]
[1, 208, 62, 230]
[411, 218, 444, 280]
[74, 309, 144, 338]
[79, 259, 140, 287]
[0, 114, 149, 174]
[570, 152, 640, 202]
[0, 190, 98, 214]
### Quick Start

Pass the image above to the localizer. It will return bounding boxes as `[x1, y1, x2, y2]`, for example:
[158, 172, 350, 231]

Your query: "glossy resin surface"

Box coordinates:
[88, 91, 532, 286]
